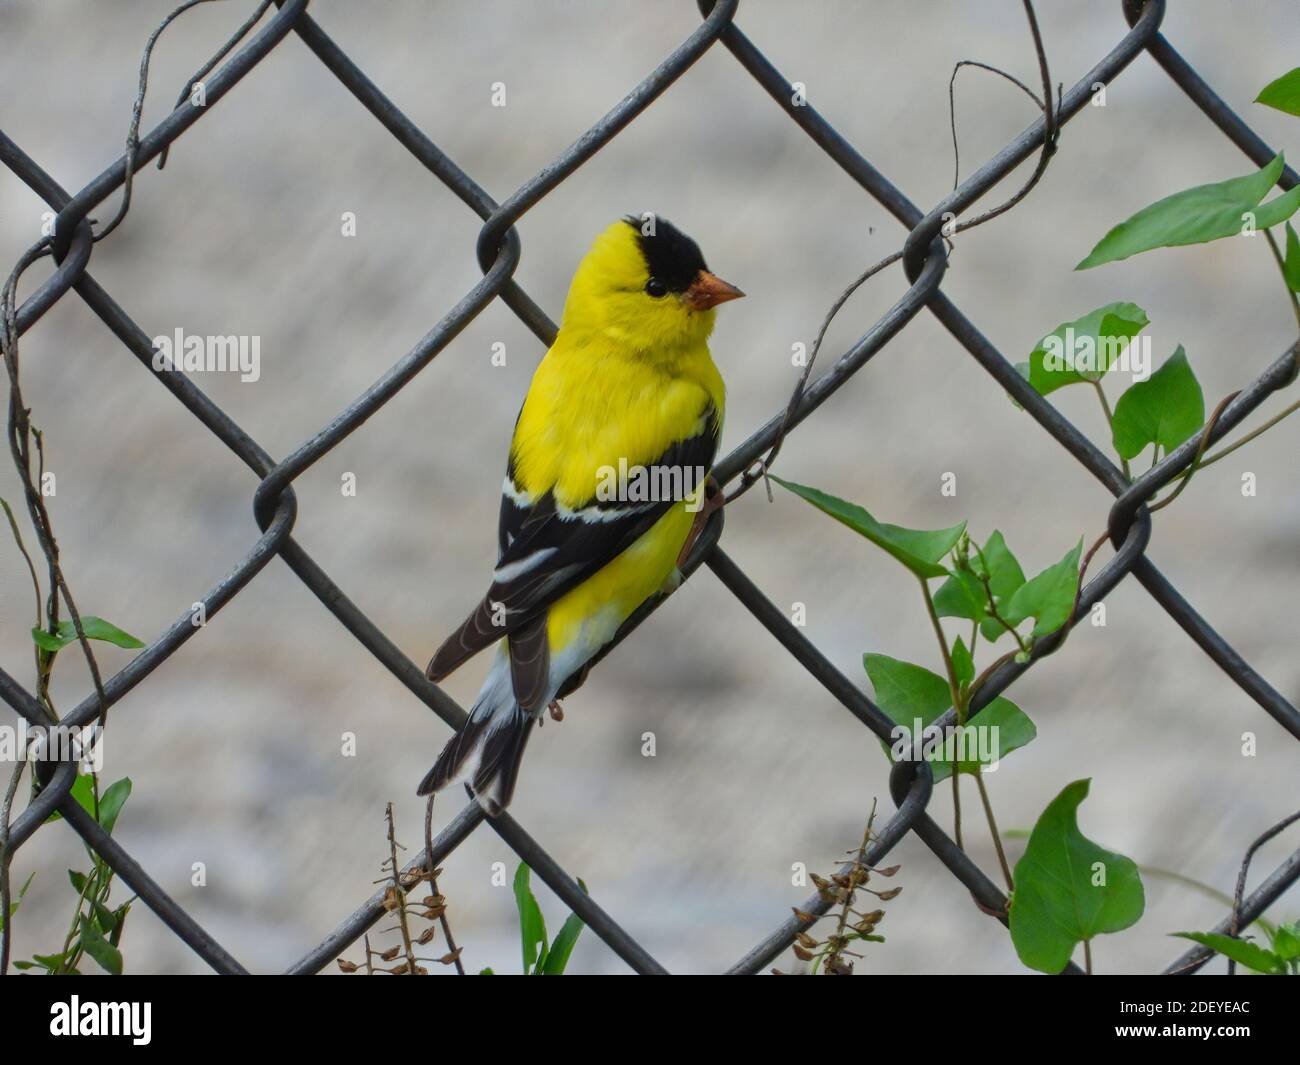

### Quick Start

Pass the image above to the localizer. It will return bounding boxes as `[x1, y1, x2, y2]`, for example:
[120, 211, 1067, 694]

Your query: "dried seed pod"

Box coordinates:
[875, 864, 902, 877]
[380, 944, 401, 961]
[876, 886, 903, 901]
[336, 957, 359, 973]
[439, 948, 463, 965]
[795, 932, 820, 949]
[791, 943, 817, 962]
[418, 926, 436, 945]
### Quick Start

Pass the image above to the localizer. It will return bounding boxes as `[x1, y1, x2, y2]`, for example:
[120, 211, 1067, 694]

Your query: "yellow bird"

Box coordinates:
[420, 216, 743, 814]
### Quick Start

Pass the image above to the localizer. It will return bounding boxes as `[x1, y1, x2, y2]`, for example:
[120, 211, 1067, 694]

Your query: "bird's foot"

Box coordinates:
[675, 475, 725, 569]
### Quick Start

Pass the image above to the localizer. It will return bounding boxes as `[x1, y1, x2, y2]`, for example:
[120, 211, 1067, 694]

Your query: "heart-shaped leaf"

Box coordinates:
[935, 531, 1026, 642]
[1009, 779, 1144, 974]
[865, 654, 1035, 783]
[1110, 347, 1205, 462]
[1002, 539, 1082, 639]
[1022, 303, 1150, 395]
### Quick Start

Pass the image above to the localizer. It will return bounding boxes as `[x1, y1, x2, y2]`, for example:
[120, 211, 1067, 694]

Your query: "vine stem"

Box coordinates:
[1092, 380, 1130, 481]
[1195, 396, 1300, 469]
[920, 578, 964, 849]
[1083, 938, 1093, 975]
[424, 794, 464, 975]
[975, 773, 1014, 892]
[1262, 227, 1300, 331]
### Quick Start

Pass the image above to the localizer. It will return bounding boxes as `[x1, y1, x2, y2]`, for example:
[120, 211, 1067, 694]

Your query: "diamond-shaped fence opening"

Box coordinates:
[1, 0, 1297, 975]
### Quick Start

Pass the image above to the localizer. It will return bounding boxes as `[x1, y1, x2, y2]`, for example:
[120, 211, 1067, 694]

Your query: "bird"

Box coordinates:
[419, 215, 743, 815]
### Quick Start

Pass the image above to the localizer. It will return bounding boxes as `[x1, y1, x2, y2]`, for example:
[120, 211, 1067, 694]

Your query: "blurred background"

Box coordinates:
[1, 0, 1298, 975]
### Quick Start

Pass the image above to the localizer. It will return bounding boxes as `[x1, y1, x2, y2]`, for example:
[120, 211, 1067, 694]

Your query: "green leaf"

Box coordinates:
[1002, 539, 1082, 638]
[951, 636, 975, 691]
[1023, 303, 1150, 395]
[31, 627, 64, 652]
[773, 476, 965, 579]
[1110, 347, 1205, 462]
[934, 566, 985, 623]
[1171, 932, 1285, 975]
[1257, 68, 1300, 117]
[45, 773, 97, 824]
[479, 967, 495, 975]
[1009, 779, 1145, 974]
[78, 914, 123, 975]
[30, 615, 145, 653]
[1284, 223, 1300, 293]
[92, 900, 119, 936]
[865, 654, 1035, 783]
[977, 531, 1027, 600]
[30, 952, 67, 970]
[68, 869, 89, 895]
[1269, 922, 1300, 962]
[935, 531, 1026, 635]
[98, 777, 132, 835]
[513, 863, 548, 975]
[543, 880, 588, 975]
[108, 901, 132, 948]
[1077, 153, 1300, 269]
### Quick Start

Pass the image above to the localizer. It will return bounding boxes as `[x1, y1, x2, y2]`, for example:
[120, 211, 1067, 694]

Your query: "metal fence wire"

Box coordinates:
[2, 0, 1299, 976]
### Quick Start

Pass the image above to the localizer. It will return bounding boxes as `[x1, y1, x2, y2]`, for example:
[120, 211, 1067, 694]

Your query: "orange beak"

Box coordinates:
[683, 270, 745, 311]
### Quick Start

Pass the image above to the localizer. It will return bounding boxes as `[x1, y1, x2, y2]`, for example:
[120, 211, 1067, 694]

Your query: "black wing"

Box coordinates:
[426, 407, 719, 691]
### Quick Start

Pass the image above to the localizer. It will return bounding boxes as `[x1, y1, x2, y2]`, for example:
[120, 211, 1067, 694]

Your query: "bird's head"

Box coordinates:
[560, 215, 743, 354]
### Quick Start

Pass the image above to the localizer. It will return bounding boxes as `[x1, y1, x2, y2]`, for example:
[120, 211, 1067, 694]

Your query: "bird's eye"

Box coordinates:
[644, 278, 668, 298]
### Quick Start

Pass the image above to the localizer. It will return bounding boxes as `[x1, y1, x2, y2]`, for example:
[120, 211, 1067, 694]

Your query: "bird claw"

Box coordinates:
[675, 475, 724, 569]
[548, 700, 564, 722]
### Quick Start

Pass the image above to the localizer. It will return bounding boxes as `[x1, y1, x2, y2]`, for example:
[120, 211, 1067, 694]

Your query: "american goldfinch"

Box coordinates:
[420, 216, 743, 814]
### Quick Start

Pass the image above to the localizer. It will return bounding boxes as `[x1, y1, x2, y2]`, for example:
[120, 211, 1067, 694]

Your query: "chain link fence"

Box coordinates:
[1, 0, 1297, 975]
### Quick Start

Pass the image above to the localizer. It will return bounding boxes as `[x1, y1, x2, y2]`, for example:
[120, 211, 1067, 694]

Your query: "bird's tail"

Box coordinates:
[417, 653, 536, 816]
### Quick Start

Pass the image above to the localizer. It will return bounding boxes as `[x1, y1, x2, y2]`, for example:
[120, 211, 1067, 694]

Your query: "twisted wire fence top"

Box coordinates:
[1, 0, 1297, 974]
